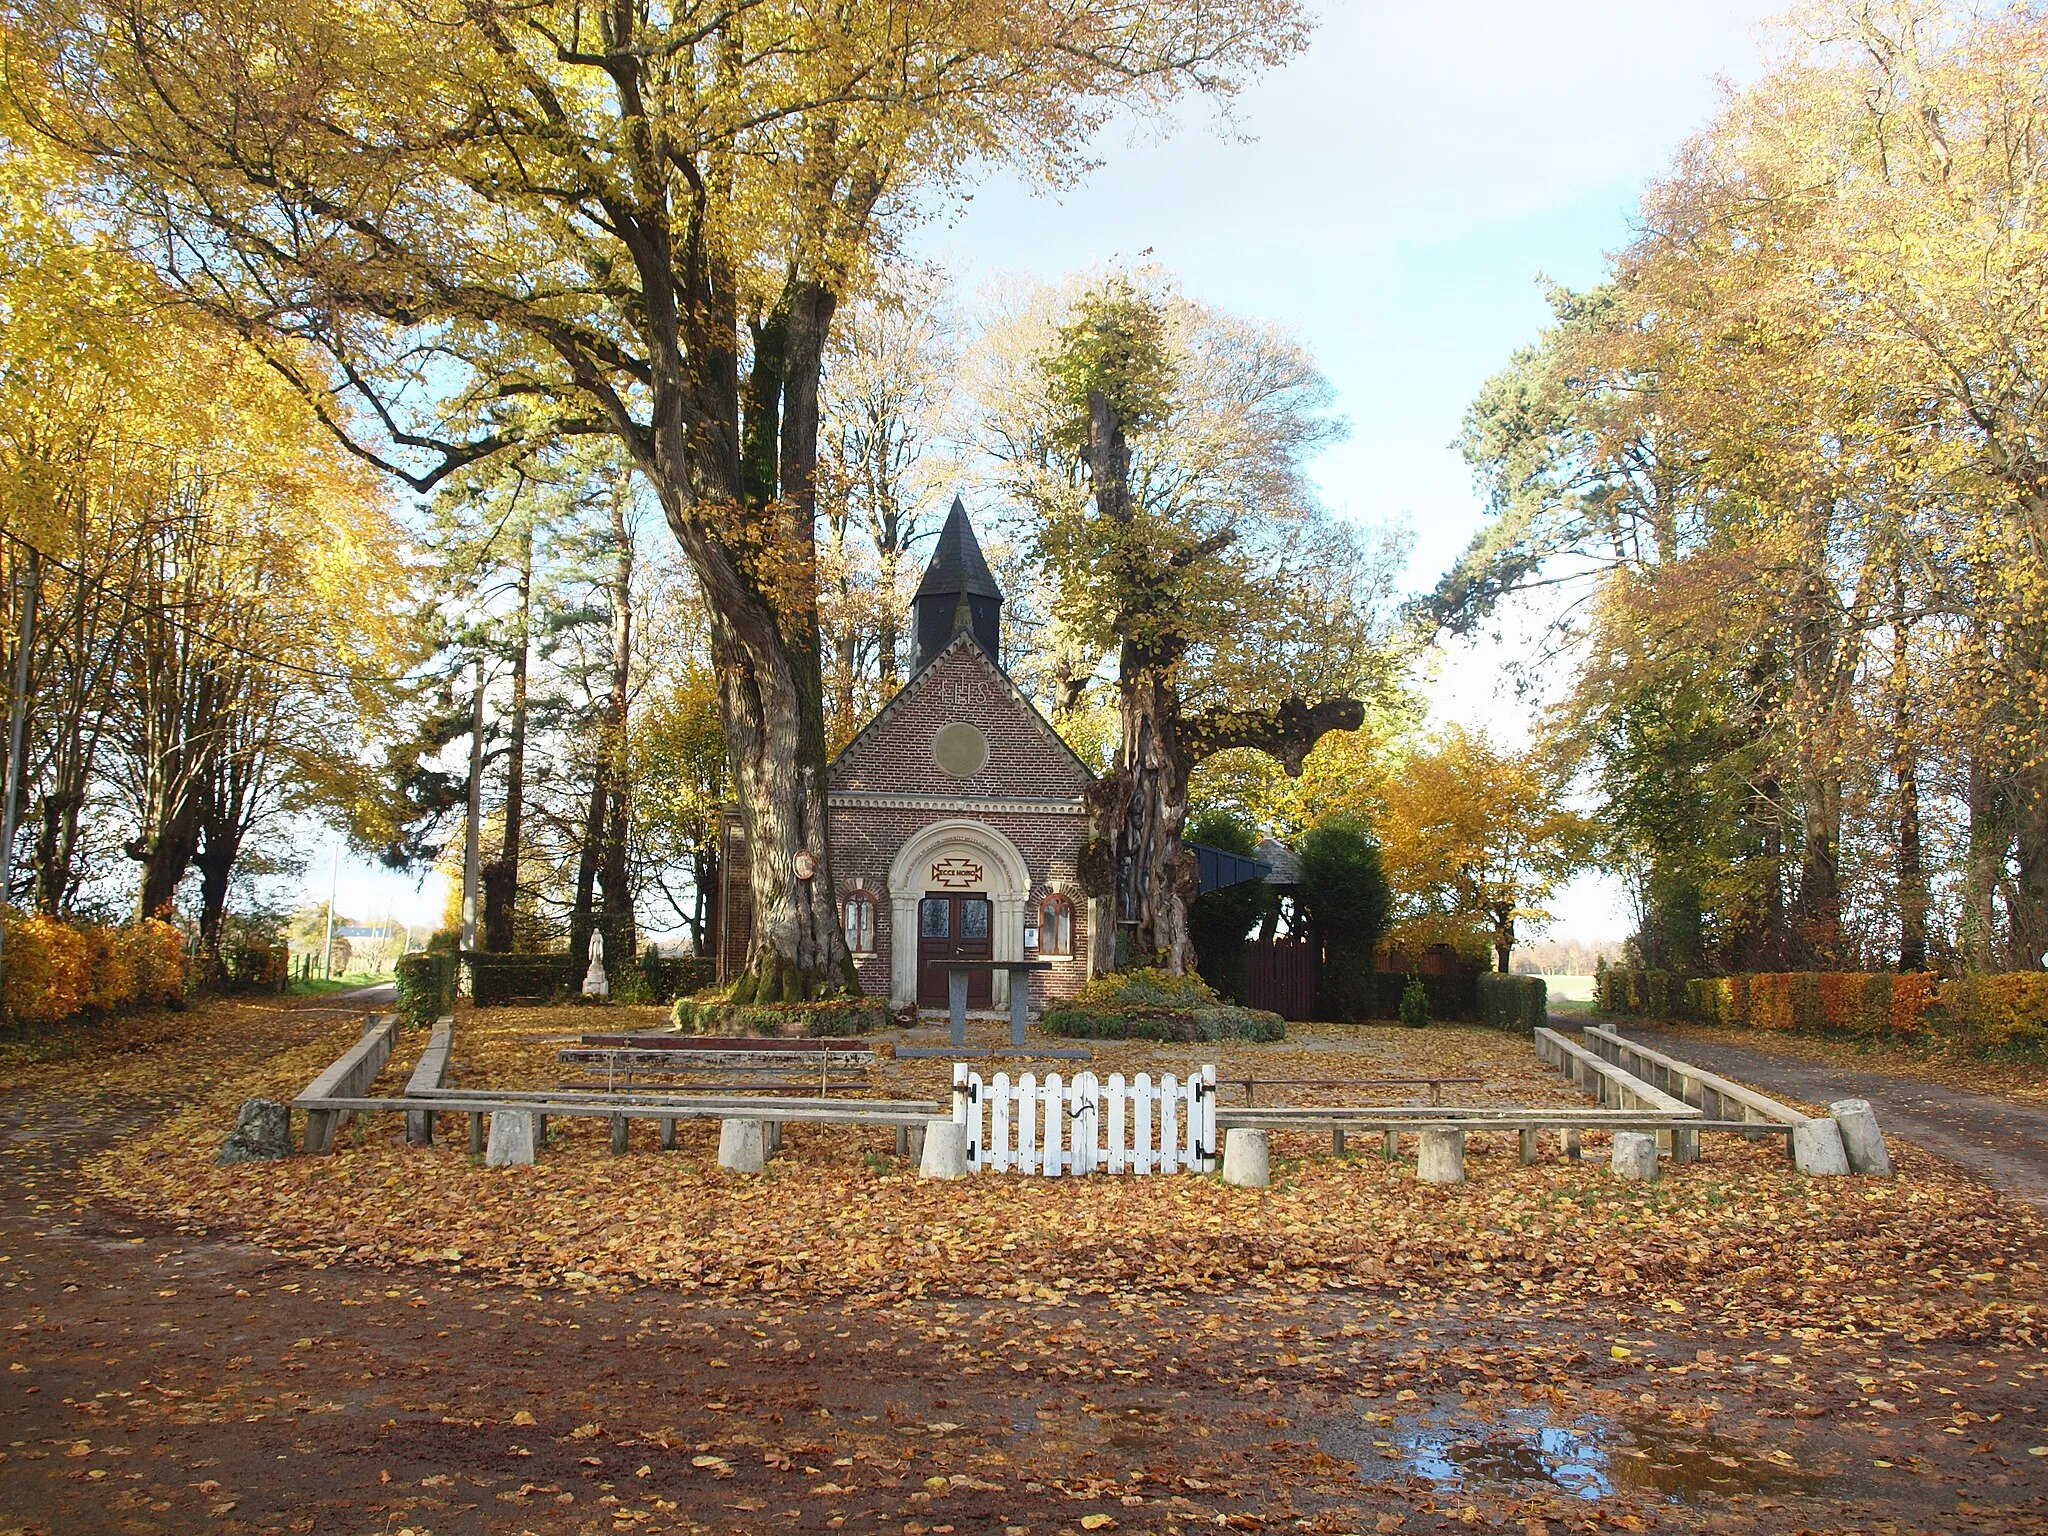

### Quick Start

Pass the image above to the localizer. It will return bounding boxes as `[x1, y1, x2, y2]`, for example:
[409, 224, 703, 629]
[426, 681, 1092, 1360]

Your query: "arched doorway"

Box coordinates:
[885, 819, 1031, 1008]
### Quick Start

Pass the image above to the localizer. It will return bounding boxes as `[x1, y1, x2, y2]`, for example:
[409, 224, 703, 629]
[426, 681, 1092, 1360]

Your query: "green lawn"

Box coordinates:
[1537, 973, 1596, 1004]
[287, 970, 392, 995]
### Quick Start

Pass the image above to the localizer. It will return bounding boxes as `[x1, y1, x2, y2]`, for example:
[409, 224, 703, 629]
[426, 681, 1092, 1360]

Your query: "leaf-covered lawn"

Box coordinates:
[80, 1003, 2047, 1364]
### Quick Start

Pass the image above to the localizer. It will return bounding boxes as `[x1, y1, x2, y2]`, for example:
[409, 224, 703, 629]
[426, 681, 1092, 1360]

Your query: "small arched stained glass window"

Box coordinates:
[1037, 895, 1074, 957]
[843, 892, 877, 955]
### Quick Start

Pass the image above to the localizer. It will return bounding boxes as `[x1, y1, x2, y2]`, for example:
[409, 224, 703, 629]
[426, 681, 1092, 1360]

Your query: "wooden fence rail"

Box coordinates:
[296, 1013, 400, 1154]
[404, 1017, 455, 1145]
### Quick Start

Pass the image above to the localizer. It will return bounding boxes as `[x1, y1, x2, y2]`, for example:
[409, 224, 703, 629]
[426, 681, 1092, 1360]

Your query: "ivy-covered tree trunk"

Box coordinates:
[598, 489, 636, 965]
[481, 524, 532, 952]
[1110, 664, 1197, 973]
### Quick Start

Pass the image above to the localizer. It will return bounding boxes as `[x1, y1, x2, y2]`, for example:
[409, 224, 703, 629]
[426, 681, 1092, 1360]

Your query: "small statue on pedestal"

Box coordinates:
[581, 930, 610, 1000]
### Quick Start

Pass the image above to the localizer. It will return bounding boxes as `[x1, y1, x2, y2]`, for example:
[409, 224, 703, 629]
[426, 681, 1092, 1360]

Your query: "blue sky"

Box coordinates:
[310, 0, 1783, 945]
[907, 0, 1783, 938]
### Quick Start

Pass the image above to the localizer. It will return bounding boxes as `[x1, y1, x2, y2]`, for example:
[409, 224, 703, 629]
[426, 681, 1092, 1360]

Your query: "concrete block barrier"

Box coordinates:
[1221, 1128, 1271, 1189]
[1829, 1098, 1893, 1176]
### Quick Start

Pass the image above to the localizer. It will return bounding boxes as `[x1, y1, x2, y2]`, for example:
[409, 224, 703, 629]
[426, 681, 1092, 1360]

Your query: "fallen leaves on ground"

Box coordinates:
[68, 1001, 2047, 1366]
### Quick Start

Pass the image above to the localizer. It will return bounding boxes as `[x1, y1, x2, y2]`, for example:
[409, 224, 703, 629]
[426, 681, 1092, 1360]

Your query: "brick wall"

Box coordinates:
[828, 803, 1092, 1004]
[831, 638, 1091, 800]
[717, 635, 1100, 1004]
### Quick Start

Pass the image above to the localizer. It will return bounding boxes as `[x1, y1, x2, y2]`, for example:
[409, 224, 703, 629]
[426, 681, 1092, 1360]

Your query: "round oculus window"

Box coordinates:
[932, 721, 990, 778]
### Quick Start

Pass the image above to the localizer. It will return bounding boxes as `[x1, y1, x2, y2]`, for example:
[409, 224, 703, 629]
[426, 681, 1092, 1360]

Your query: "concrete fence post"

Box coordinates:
[718, 1118, 766, 1173]
[1222, 1129, 1270, 1189]
[1792, 1116, 1851, 1176]
[1417, 1127, 1466, 1185]
[918, 1119, 968, 1179]
[1611, 1131, 1659, 1180]
[485, 1110, 537, 1167]
[1828, 1099, 1893, 1176]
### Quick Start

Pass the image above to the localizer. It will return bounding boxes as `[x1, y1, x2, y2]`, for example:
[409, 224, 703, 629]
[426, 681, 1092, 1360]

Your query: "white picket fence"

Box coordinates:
[950, 1063, 1217, 1175]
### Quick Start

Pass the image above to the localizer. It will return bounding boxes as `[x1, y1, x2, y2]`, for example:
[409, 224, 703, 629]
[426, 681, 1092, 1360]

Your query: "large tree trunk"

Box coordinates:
[645, 275, 853, 1003]
[2013, 764, 2048, 972]
[1111, 667, 1197, 974]
[1793, 776, 1844, 966]
[568, 756, 605, 967]
[597, 486, 636, 965]
[481, 523, 533, 952]
[1891, 581, 1927, 971]
[1964, 751, 2009, 970]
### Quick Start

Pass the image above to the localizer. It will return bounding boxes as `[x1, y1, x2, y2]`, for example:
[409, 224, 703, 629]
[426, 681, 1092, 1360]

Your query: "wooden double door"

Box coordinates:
[917, 891, 993, 1008]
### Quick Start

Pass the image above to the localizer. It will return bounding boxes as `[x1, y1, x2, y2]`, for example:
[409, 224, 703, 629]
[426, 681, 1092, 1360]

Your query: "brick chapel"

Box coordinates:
[716, 499, 1096, 1012]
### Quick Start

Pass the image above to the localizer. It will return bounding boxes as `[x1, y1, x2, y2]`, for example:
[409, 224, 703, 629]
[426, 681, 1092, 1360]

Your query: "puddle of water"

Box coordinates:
[1320, 1407, 1828, 1504]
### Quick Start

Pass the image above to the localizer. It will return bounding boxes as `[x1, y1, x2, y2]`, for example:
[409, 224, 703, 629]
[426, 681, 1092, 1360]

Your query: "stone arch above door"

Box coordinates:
[885, 819, 1031, 1007]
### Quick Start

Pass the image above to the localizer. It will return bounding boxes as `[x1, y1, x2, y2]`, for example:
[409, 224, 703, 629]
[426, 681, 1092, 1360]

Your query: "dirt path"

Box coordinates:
[3, 995, 2044, 1535]
[1614, 1022, 2048, 1210]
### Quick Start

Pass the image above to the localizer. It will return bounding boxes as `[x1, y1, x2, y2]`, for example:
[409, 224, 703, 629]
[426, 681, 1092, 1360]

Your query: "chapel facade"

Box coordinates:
[715, 498, 1098, 1011]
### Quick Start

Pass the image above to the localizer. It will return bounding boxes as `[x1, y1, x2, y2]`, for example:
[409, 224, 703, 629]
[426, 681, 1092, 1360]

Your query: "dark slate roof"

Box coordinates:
[914, 496, 1002, 602]
[1253, 838, 1306, 888]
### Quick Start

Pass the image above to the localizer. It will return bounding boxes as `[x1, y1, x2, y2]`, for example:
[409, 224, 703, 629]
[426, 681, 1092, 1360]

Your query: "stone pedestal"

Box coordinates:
[1829, 1099, 1892, 1175]
[1611, 1131, 1659, 1180]
[218, 1099, 292, 1164]
[1792, 1116, 1851, 1176]
[1221, 1129, 1270, 1189]
[485, 1110, 537, 1167]
[1417, 1127, 1465, 1185]
[918, 1120, 968, 1179]
[718, 1118, 766, 1173]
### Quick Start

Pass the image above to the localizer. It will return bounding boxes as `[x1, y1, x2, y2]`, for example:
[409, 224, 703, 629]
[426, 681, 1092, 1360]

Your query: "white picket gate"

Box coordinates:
[951, 1063, 1217, 1175]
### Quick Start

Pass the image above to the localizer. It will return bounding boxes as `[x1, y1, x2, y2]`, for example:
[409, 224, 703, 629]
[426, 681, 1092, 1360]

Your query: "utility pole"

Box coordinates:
[461, 658, 484, 953]
[0, 548, 40, 998]
[321, 839, 339, 979]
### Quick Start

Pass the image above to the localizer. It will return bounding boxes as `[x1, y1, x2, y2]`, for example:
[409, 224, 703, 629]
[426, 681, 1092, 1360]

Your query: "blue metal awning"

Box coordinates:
[1189, 842, 1272, 895]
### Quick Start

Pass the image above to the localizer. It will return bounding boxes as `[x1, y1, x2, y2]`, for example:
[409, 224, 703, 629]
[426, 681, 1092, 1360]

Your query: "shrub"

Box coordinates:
[1297, 821, 1391, 1023]
[467, 952, 575, 1007]
[1397, 974, 1429, 1029]
[670, 994, 889, 1038]
[2, 913, 90, 1024]
[1475, 972, 1545, 1034]
[1071, 966, 1218, 1013]
[1039, 1002, 1284, 1042]
[1042, 965, 1283, 1041]
[81, 924, 133, 1012]
[228, 938, 288, 991]
[1368, 971, 1477, 1022]
[395, 951, 459, 1027]
[115, 919, 187, 1006]
[1939, 974, 2048, 1052]
[1890, 972, 1940, 1033]
[638, 951, 713, 1004]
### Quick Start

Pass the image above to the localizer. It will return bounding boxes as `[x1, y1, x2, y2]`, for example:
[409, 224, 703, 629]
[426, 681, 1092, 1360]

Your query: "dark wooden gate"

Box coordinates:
[1246, 938, 1318, 1021]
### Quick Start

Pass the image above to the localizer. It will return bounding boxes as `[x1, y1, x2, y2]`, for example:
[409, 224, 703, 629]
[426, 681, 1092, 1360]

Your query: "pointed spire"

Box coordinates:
[909, 496, 1004, 672]
[915, 496, 1002, 603]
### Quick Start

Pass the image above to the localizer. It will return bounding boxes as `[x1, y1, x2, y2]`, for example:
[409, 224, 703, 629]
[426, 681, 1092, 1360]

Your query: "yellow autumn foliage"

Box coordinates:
[2, 914, 186, 1024]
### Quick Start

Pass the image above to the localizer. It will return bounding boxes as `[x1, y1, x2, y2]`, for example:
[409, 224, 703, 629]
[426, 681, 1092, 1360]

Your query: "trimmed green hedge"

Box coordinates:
[1368, 971, 1478, 1022]
[640, 953, 714, 1003]
[1475, 973, 1546, 1035]
[394, 952, 458, 1027]
[670, 994, 889, 1037]
[1039, 1003, 1285, 1042]
[467, 952, 575, 1006]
